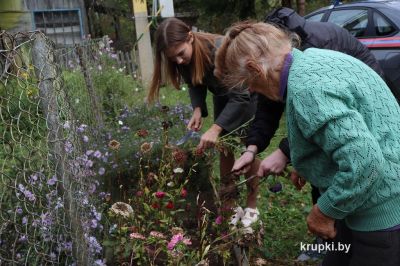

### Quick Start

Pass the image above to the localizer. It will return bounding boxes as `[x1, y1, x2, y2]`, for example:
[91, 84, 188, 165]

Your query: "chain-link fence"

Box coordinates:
[0, 30, 143, 265]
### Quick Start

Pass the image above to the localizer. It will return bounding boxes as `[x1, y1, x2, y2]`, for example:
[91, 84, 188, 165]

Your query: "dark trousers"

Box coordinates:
[322, 220, 400, 266]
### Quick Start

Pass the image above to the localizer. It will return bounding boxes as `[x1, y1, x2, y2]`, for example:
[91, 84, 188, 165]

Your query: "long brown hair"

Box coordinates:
[147, 18, 219, 103]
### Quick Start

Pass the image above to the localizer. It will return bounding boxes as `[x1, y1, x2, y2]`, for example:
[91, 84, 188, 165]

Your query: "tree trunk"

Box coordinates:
[296, 0, 306, 16]
[282, 0, 292, 8]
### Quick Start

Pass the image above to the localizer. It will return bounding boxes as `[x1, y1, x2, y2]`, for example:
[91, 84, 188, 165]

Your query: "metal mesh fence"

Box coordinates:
[0, 31, 128, 265]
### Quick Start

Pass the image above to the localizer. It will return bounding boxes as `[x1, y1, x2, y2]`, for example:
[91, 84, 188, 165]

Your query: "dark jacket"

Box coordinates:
[179, 38, 256, 133]
[246, 7, 384, 157]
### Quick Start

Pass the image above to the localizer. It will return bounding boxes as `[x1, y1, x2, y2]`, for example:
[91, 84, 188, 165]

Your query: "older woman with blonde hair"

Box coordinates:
[215, 21, 400, 265]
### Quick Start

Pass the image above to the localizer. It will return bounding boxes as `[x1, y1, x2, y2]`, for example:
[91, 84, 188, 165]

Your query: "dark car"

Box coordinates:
[305, 0, 400, 100]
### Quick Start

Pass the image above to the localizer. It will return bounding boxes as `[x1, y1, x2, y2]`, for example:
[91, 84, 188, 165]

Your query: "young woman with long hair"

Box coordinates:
[147, 18, 260, 232]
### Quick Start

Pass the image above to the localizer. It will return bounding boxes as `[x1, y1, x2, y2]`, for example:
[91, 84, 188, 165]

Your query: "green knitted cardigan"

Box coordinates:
[286, 48, 400, 231]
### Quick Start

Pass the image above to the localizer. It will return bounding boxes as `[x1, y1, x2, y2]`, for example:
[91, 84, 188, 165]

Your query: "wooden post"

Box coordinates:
[132, 0, 154, 88]
[32, 32, 90, 266]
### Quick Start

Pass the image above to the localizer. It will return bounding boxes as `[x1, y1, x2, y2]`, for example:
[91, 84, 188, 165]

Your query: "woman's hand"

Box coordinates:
[257, 148, 289, 177]
[197, 124, 222, 150]
[307, 204, 337, 239]
[289, 170, 307, 190]
[187, 107, 202, 131]
[232, 145, 258, 175]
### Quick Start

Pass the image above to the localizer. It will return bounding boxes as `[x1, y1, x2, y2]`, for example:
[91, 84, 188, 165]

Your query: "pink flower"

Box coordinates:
[167, 233, 183, 250]
[129, 232, 146, 240]
[155, 191, 166, 199]
[167, 233, 191, 250]
[182, 238, 192, 245]
[149, 231, 166, 239]
[215, 215, 223, 225]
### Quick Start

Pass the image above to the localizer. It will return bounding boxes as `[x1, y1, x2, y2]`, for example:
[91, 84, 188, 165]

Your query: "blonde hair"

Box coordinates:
[147, 18, 219, 103]
[214, 21, 300, 90]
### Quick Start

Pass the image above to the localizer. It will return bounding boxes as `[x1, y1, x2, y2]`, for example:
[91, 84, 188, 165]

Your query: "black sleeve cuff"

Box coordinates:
[278, 138, 291, 161]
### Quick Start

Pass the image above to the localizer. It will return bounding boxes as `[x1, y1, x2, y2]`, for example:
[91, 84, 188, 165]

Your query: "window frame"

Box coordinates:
[31, 8, 84, 46]
[323, 7, 373, 39]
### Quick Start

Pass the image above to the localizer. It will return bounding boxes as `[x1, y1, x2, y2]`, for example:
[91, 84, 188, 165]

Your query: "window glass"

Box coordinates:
[373, 12, 396, 36]
[34, 10, 82, 46]
[306, 12, 325, 22]
[327, 9, 368, 37]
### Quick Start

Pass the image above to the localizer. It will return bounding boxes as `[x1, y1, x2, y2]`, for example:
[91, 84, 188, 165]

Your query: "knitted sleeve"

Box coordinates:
[292, 87, 385, 219]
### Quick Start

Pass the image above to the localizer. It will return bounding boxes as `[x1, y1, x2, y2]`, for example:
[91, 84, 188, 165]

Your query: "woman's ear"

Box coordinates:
[188, 32, 194, 44]
[245, 59, 263, 77]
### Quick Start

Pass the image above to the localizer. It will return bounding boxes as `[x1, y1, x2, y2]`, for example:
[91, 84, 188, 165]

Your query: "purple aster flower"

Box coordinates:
[98, 167, 105, 175]
[49, 252, 57, 260]
[18, 235, 27, 243]
[47, 175, 57, 186]
[86, 150, 94, 156]
[89, 183, 96, 194]
[23, 189, 36, 202]
[16, 207, 23, 215]
[63, 121, 71, 129]
[90, 219, 98, 229]
[65, 141, 73, 153]
[22, 216, 28, 225]
[86, 235, 102, 254]
[83, 135, 89, 143]
[63, 241, 73, 252]
[77, 124, 87, 133]
[94, 259, 106, 266]
[93, 150, 102, 158]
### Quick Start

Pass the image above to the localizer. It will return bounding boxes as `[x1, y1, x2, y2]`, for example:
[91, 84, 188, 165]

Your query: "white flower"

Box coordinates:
[167, 181, 175, 187]
[75, 98, 80, 104]
[118, 120, 123, 125]
[110, 202, 133, 218]
[181, 86, 186, 91]
[135, 87, 139, 92]
[161, 95, 166, 99]
[173, 167, 184, 174]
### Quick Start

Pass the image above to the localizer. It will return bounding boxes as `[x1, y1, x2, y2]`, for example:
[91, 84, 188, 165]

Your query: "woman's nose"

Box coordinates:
[176, 57, 183, 64]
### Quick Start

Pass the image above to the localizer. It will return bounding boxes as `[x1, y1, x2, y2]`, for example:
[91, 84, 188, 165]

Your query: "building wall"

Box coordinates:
[0, 0, 89, 46]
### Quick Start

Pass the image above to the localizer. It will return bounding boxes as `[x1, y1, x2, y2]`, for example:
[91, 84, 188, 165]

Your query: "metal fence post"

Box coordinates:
[32, 32, 90, 266]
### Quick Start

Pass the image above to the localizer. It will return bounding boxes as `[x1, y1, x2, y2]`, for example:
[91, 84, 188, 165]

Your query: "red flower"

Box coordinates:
[180, 188, 187, 198]
[136, 129, 149, 137]
[136, 190, 143, 197]
[151, 202, 160, 209]
[172, 149, 187, 165]
[155, 191, 166, 199]
[165, 201, 174, 209]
